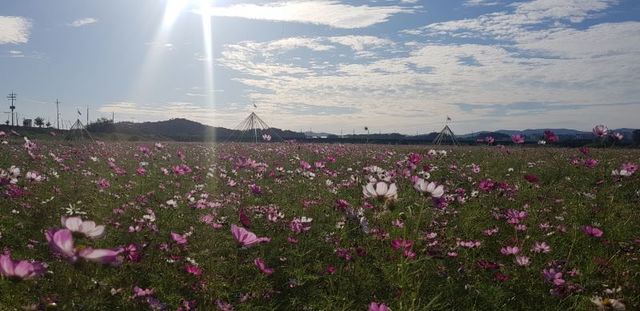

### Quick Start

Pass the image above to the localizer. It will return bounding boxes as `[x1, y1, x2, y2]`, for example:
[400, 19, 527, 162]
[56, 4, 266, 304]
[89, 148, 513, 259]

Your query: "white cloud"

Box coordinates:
[69, 18, 98, 27]
[0, 16, 31, 44]
[327, 36, 393, 52]
[217, 18, 640, 133]
[200, 1, 413, 29]
[464, 0, 500, 7]
[408, 0, 618, 40]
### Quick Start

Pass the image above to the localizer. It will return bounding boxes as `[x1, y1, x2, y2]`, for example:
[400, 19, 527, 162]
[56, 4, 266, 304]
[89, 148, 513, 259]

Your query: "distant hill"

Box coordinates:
[1, 119, 637, 146]
[112, 118, 305, 141]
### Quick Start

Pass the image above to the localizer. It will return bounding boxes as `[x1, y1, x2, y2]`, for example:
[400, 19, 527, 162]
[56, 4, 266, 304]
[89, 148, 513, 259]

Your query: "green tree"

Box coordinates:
[34, 117, 45, 128]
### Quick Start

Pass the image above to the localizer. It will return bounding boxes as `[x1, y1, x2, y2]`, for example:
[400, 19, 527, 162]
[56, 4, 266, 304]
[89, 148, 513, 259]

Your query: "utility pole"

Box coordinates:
[7, 92, 16, 126]
[112, 112, 114, 122]
[86, 106, 89, 125]
[56, 99, 61, 129]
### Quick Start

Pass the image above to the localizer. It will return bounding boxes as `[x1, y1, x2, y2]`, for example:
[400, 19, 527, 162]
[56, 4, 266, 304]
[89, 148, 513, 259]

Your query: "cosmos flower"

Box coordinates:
[362, 181, 398, 201]
[78, 248, 123, 265]
[511, 134, 525, 144]
[544, 130, 559, 143]
[45, 229, 77, 261]
[500, 246, 520, 256]
[369, 302, 390, 311]
[230, 224, 271, 247]
[0, 254, 46, 280]
[592, 125, 608, 137]
[61, 216, 105, 239]
[413, 179, 444, 198]
[254, 258, 274, 275]
[583, 226, 604, 238]
[590, 296, 626, 311]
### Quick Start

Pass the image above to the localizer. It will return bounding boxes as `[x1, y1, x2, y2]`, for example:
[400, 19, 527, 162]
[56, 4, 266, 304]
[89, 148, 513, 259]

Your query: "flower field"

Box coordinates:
[1, 135, 639, 310]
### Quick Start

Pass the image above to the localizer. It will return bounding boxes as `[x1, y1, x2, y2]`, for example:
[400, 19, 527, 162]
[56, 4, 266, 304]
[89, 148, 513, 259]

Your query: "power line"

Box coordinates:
[56, 99, 61, 129]
[7, 92, 16, 126]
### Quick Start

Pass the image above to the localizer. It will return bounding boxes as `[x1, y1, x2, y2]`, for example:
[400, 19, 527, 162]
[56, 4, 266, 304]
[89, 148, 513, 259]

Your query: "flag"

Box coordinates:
[447, 115, 451, 121]
[253, 104, 257, 108]
[77, 108, 82, 116]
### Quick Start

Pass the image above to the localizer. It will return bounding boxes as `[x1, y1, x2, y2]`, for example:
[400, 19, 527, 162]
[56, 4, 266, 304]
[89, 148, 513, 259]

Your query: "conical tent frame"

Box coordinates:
[228, 112, 282, 142]
[433, 124, 458, 145]
[64, 119, 94, 142]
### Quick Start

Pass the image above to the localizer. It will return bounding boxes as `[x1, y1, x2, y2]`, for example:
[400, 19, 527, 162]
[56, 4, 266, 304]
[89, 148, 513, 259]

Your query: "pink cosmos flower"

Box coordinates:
[96, 178, 110, 190]
[532, 241, 551, 254]
[369, 302, 390, 311]
[0, 254, 46, 280]
[230, 224, 271, 247]
[583, 226, 603, 238]
[172, 164, 192, 176]
[391, 239, 413, 251]
[185, 264, 202, 277]
[511, 134, 525, 144]
[500, 246, 520, 256]
[254, 257, 274, 275]
[515, 256, 531, 267]
[592, 124, 608, 137]
[484, 136, 495, 145]
[249, 184, 262, 195]
[61, 216, 105, 239]
[544, 130, 559, 143]
[45, 229, 77, 261]
[583, 158, 599, 169]
[610, 132, 624, 141]
[78, 248, 123, 265]
[478, 179, 496, 192]
[171, 232, 188, 245]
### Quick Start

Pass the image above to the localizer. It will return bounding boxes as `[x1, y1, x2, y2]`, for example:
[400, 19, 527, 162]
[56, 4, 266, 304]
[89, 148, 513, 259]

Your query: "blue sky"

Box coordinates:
[1, 0, 639, 134]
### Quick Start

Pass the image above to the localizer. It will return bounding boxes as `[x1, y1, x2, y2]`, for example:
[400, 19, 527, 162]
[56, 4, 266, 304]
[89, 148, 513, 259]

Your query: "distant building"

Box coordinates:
[23, 119, 33, 127]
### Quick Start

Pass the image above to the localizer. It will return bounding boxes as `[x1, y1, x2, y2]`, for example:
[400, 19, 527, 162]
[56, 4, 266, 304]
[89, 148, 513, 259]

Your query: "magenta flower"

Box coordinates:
[544, 130, 559, 143]
[185, 264, 202, 277]
[511, 134, 525, 144]
[515, 256, 530, 267]
[230, 224, 270, 247]
[0, 254, 46, 280]
[369, 302, 390, 311]
[249, 184, 262, 195]
[254, 257, 274, 275]
[45, 229, 77, 261]
[592, 124, 608, 137]
[583, 158, 599, 169]
[583, 226, 603, 238]
[96, 178, 111, 190]
[171, 232, 188, 245]
[122, 243, 142, 262]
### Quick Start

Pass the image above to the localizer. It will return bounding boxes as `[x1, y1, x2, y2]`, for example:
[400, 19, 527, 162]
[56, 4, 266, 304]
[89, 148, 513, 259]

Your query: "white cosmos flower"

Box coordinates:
[362, 181, 398, 201]
[413, 178, 444, 198]
[61, 216, 105, 239]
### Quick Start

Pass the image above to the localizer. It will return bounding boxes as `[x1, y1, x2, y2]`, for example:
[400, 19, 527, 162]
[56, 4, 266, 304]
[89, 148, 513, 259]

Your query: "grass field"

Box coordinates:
[1, 135, 638, 310]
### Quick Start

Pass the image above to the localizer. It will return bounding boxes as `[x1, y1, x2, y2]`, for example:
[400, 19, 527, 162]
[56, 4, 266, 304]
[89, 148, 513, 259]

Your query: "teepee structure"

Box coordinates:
[433, 117, 458, 145]
[230, 112, 280, 142]
[64, 118, 94, 142]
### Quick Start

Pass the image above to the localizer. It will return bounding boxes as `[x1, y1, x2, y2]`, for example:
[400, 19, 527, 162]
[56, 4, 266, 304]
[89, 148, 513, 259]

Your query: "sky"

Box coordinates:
[1, 0, 639, 135]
